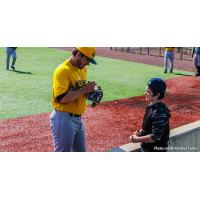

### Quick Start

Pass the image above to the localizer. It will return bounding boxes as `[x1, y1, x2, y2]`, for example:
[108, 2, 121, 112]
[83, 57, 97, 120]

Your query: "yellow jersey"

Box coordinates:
[165, 47, 175, 52]
[52, 59, 87, 115]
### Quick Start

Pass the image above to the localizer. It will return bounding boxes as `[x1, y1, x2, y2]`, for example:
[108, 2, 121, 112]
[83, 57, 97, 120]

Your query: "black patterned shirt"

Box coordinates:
[141, 102, 171, 152]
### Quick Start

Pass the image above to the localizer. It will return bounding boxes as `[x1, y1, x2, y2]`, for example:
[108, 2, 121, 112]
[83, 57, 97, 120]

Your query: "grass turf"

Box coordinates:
[0, 47, 192, 119]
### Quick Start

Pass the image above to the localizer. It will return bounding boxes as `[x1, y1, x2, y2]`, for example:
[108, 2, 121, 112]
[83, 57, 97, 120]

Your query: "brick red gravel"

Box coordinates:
[0, 76, 200, 152]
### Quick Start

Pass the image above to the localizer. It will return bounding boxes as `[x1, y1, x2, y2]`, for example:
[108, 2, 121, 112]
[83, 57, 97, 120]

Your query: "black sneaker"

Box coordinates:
[11, 66, 15, 70]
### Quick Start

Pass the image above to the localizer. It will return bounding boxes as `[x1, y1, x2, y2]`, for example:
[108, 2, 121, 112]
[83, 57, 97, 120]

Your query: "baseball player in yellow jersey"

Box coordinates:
[164, 47, 175, 73]
[50, 47, 97, 152]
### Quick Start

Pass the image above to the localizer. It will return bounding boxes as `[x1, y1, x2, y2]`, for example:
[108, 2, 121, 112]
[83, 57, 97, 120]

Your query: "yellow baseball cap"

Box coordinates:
[76, 47, 97, 65]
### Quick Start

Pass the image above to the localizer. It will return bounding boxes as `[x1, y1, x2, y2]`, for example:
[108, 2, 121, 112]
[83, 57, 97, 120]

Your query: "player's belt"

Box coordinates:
[55, 110, 81, 117]
[69, 113, 81, 117]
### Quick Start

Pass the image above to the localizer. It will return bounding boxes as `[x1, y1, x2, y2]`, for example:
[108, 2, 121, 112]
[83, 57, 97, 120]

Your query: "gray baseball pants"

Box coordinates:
[50, 110, 86, 152]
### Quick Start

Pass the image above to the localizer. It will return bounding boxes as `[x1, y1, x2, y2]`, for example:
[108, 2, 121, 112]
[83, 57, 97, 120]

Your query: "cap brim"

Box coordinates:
[88, 57, 97, 65]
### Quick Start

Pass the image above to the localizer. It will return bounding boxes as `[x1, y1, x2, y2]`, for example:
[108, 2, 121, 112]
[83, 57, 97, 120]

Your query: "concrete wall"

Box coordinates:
[109, 120, 200, 152]
[168, 120, 200, 152]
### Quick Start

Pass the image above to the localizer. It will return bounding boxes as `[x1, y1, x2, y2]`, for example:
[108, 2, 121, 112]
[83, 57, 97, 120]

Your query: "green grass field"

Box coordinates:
[0, 47, 192, 119]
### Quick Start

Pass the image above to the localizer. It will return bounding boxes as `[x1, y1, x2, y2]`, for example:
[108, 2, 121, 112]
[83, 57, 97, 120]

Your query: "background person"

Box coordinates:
[192, 47, 200, 76]
[6, 47, 17, 70]
[164, 47, 175, 73]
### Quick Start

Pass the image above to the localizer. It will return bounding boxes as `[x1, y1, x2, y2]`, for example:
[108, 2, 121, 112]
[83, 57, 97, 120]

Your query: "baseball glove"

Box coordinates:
[87, 85, 103, 107]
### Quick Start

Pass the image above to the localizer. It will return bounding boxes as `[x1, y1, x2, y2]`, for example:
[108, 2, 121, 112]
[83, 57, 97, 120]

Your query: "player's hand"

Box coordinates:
[83, 81, 96, 94]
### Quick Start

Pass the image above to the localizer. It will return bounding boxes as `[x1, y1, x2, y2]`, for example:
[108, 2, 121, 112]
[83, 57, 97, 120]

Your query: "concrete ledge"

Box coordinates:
[109, 120, 200, 152]
[170, 120, 200, 138]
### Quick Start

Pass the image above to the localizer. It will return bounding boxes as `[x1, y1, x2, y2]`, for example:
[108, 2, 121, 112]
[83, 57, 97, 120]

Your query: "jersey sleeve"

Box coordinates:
[53, 67, 70, 99]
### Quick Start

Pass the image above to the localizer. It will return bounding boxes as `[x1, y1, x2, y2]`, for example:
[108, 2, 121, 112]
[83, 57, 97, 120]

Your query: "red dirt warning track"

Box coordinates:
[0, 76, 200, 152]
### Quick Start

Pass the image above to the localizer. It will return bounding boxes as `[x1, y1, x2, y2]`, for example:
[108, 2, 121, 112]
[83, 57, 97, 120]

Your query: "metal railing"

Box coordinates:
[110, 47, 193, 61]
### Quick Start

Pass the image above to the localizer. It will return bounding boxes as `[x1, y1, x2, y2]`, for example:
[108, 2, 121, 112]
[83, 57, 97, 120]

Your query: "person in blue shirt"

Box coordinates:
[6, 47, 17, 70]
[192, 47, 200, 76]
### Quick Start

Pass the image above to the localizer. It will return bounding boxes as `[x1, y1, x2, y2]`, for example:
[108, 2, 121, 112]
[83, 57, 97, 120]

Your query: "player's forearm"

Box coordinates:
[60, 88, 86, 103]
[59, 82, 96, 104]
